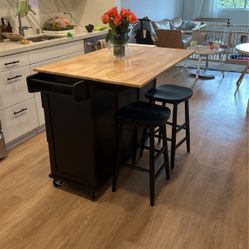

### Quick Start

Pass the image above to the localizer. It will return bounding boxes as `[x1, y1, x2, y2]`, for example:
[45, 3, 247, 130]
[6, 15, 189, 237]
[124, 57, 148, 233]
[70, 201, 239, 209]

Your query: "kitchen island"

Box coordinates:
[27, 46, 194, 198]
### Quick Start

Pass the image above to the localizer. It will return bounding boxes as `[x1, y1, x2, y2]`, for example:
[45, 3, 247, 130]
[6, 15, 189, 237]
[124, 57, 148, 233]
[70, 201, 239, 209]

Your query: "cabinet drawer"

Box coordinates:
[0, 53, 29, 72]
[0, 66, 33, 110]
[0, 98, 38, 143]
[30, 51, 84, 72]
[30, 51, 84, 126]
[29, 40, 84, 64]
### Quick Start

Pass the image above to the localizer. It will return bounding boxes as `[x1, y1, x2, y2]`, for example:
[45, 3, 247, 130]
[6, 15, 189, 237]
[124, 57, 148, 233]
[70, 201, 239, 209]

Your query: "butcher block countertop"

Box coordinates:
[34, 46, 195, 88]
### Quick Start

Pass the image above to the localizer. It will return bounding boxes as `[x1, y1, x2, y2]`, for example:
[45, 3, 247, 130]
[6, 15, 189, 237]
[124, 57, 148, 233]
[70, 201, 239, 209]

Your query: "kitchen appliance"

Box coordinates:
[0, 121, 7, 159]
[85, 24, 94, 33]
[84, 34, 107, 53]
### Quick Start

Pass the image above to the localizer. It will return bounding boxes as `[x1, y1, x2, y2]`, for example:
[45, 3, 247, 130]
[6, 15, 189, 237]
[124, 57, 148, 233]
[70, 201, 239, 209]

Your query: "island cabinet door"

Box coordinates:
[42, 92, 97, 189]
[89, 81, 155, 182]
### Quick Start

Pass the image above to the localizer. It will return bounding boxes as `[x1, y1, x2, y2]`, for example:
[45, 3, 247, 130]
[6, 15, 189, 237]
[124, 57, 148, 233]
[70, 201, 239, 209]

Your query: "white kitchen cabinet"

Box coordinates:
[0, 52, 29, 72]
[0, 66, 33, 110]
[0, 51, 38, 149]
[0, 98, 38, 143]
[29, 40, 84, 64]
[0, 37, 92, 148]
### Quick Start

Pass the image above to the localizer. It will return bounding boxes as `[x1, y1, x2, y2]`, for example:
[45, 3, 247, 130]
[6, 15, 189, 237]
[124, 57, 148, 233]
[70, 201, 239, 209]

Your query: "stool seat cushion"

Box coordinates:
[116, 101, 171, 127]
[145, 84, 193, 103]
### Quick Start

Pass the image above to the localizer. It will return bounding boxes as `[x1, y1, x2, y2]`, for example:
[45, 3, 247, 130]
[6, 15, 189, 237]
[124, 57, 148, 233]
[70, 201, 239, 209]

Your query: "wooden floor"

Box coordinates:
[0, 68, 248, 249]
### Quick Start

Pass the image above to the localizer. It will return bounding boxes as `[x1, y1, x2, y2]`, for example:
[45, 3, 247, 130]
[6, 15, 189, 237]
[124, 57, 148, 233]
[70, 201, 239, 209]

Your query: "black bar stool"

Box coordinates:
[145, 84, 193, 170]
[112, 101, 171, 206]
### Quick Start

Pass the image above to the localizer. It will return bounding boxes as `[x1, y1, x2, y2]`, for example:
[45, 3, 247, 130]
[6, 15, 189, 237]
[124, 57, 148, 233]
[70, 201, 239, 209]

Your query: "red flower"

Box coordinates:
[107, 7, 118, 17]
[114, 14, 121, 26]
[101, 7, 137, 27]
[128, 13, 137, 24]
[101, 13, 109, 24]
[120, 8, 131, 18]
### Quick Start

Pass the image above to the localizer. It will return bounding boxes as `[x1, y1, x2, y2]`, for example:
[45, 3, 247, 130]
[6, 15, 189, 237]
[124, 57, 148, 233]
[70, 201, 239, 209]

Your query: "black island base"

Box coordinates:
[27, 73, 154, 200]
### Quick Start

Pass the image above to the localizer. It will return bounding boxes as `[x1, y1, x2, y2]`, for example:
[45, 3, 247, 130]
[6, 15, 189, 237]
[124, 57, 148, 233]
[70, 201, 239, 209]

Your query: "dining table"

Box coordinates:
[27, 45, 194, 198]
[235, 43, 249, 93]
[235, 43, 249, 112]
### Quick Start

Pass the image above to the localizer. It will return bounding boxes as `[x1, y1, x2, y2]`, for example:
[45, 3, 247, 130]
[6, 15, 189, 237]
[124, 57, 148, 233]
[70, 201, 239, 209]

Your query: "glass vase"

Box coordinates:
[112, 43, 126, 58]
[110, 33, 129, 59]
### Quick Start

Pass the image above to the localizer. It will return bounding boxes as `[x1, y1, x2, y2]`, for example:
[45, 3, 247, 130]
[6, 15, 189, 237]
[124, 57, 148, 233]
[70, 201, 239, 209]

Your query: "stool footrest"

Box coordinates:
[155, 163, 166, 178]
[154, 147, 167, 161]
[137, 144, 166, 162]
[176, 123, 187, 133]
[137, 144, 161, 153]
[176, 137, 187, 149]
[126, 164, 150, 173]
[126, 162, 167, 179]
[167, 121, 187, 133]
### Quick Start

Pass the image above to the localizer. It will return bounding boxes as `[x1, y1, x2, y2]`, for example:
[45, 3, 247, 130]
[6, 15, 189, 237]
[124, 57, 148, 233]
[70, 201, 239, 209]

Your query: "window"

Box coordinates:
[218, 0, 249, 8]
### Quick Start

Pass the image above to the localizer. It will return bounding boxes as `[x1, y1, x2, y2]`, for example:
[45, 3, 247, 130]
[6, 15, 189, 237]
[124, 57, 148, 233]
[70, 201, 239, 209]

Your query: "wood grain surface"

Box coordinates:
[0, 68, 248, 249]
[34, 46, 194, 88]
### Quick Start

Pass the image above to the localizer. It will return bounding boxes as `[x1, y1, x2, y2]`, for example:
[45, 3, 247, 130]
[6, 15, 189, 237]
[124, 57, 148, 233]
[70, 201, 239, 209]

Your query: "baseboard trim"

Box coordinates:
[6, 125, 46, 150]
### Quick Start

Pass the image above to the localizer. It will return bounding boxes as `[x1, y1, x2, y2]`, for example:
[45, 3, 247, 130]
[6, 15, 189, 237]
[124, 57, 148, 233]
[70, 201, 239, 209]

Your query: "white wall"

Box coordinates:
[0, 0, 187, 36]
[183, 0, 249, 24]
[63, 0, 113, 27]
[121, 0, 184, 20]
[218, 9, 249, 24]
[0, 0, 114, 36]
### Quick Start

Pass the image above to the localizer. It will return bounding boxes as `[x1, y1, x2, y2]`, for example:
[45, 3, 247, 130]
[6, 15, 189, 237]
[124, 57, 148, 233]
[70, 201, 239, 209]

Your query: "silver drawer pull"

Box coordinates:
[4, 60, 20, 66]
[13, 108, 28, 115]
[7, 75, 22, 81]
[86, 41, 98, 47]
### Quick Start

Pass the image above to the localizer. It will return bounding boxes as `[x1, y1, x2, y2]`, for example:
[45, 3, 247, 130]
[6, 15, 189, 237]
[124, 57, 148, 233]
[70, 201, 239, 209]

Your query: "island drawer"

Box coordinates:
[27, 73, 88, 101]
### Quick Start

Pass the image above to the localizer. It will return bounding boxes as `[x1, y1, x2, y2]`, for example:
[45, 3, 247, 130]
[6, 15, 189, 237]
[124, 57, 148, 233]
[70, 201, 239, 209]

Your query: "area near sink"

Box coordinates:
[26, 34, 65, 43]
[0, 30, 107, 57]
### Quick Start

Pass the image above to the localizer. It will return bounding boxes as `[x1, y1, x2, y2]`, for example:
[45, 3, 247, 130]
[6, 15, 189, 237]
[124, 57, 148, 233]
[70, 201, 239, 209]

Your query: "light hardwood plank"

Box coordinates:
[0, 68, 248, 249]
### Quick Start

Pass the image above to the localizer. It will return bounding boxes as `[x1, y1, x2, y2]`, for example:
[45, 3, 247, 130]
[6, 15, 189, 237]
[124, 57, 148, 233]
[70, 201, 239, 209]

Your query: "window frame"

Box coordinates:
[218, 0, 249, 10]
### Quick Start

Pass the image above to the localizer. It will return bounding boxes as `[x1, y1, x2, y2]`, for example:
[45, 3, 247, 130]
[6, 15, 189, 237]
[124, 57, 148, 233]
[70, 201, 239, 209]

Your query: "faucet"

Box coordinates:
[18, 14, 30, 36]
[18, 4, 36, 37]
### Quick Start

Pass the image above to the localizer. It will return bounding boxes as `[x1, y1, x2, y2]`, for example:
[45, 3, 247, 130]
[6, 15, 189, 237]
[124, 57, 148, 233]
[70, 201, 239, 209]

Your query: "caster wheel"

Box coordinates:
[53, 179, 63, 187]
[90, 191, 97, 201]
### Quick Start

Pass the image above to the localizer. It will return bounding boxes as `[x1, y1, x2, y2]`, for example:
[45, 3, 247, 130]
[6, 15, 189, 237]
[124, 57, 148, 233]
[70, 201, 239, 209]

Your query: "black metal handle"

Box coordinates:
[7, 75, 22, 81]
[4, 60, 20, 66]
[27, 74, 88, 102]
[13, 108, 28, 115]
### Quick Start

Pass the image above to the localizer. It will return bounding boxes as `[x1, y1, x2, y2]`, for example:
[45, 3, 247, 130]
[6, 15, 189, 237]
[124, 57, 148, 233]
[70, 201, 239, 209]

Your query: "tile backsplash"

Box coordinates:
[0, 0, 113, 36]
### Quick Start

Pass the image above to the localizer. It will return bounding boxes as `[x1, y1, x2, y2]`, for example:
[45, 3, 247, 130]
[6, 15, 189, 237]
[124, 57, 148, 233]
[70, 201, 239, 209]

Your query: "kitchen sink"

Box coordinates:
[27, 35, 64, 43]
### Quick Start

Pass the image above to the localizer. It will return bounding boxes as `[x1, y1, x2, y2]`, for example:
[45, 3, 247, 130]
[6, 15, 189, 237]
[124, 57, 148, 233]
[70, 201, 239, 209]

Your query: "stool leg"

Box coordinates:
[149, 128, 155, 207]
[158, 102, 166, 144]
[161, 125, 170, 180]
[171, 104, 178, 170]
[132, 126, 138, 166]
[139, 128, 147, 158]
[112, 124, 123, 192]
[185, 100, 191, 153]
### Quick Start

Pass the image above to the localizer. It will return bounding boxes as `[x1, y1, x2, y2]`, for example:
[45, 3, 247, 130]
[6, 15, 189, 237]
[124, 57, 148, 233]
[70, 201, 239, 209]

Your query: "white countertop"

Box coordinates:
[0, 30, 107, 57]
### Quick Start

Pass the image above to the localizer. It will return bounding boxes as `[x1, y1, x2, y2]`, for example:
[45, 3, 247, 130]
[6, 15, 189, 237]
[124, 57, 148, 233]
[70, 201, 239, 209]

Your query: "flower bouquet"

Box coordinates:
[101, 7, 137, 58]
